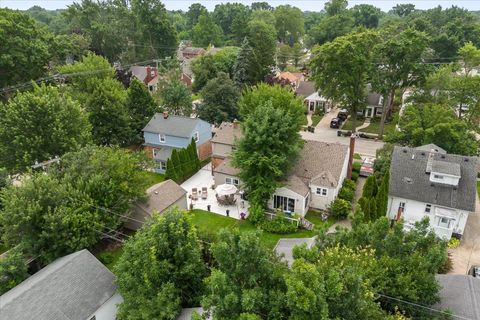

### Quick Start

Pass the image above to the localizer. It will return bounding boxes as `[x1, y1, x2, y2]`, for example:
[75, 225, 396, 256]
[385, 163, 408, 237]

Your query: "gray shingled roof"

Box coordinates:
[284, 174, 310, 197]
[415, 144, 447, 154]
[434, 275, 480, 320]
[211, 122, 242, 145]
[0, 250, 117, 320]
[389, 146, 477, 211]
[143, 114, 210, 138]
[136, 179, 187, 215]
[291, 140, 349, 188]
[432, 160, 461, 176]
[295, 81, 316, 98]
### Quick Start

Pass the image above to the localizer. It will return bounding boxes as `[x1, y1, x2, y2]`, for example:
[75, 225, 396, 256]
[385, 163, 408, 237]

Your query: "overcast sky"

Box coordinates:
[1, 0, 479, 12]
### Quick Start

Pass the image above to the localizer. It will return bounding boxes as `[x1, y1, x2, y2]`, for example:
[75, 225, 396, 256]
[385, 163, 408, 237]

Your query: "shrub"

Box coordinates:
[260, 215, 297, 234]
[448, 237, 460, 249]
[248, 202, 265, 225]
[343, 179, 356, 191]
[351, 171, 359, 182]
[352, 162, 361, 173]
[98, 252, 115, 265]
[338, 186, 355, 202]
[329, 198, 351, 219]
[438, 252, 453, 274]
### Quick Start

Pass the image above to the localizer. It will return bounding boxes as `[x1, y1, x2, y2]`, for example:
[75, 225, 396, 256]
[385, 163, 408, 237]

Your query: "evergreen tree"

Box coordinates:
[362, 175, 378, 199]
[189, 139, 201, 170]
[233, 37, 255, 87]
[171, 149, 181, 182]
[126, 78, 158, 145]
[376, 171, 389, 218]
[165, 158, 176, 181]
[368, 197, 377, 221]
[178, 149, 189, 181]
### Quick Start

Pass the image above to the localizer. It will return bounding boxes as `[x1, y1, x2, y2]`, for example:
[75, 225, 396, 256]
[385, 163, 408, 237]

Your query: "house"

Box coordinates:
[277, 71, 304, 89]
[0, 249, 122, 320]
[364, 91, 384, 118]
[181, 46, 206, 60]
[434, 274, 480, 319]
[125, 179, 188, 230]
[143, 112, 212, 173]
[387, 145, 477, 239]
[211, 124, 351, 216]
[295, 81, 333, 114]
[130, 65, 159, 92]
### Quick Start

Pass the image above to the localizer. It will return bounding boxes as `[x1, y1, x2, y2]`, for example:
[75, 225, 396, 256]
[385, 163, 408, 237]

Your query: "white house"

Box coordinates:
[295, 81, 332, 114]
[387, 145, 477, 239]
[0, 249, 122, 320]
[364, 92, 384, 118]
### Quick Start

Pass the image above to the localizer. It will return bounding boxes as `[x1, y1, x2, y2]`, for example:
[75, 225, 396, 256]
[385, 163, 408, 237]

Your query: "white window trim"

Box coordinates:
[159, 134, 166, 143]
[160, 161, 167, 171]
[316, 187, 328, 196]
[425, 204, 432, 213]
[193, 131, 199, 142]
[225, 177, 239, 186]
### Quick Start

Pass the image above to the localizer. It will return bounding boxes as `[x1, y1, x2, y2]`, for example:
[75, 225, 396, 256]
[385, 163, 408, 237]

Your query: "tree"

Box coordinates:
[329, 198, 351, 219]
[86, 78, 131, 146]
[233, 85, 304, 207]
[351, 4, 382, 28]
[371, 28, 431, 138]
[306, 12, 354, 46]
[0, 173, 98, 264]
[362, 175, 378, 199]
[186, 3, 208, 29]
[376, 171, 389, 218]
[198, 73, 240, 125]
[274, 5, 304, 45]
[387, 104, 478, 156]
[247, 19, 277, 82]
[0, 248, 29, 295]
[158, 73, 192, 117]
[116, 209, 206, 320]
[213, 3, 251, 44]
[0, 84, 91, 172]
[390, 4, 416, 17]
[291, 43, 304, 68]
[324, 0, 348, 16]
[0, 9, 53, 89]
[202, 230, 289, 319]
[192, 14, 223, 48]
[251, 2, 273, 11]
[277, 44, 292, 70]
[233, 38, 256, 87]
[126, 78, 159, 145]
[311, 30, 378, 131]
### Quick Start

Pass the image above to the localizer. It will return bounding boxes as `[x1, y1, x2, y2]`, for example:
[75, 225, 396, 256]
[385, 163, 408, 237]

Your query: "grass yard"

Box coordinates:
[139, 171, 165, 190]
[188, 209, 334, 249]
[477, 181, 480, 198]
[311, 115, 322, 127]
[95, 246, 124, 273]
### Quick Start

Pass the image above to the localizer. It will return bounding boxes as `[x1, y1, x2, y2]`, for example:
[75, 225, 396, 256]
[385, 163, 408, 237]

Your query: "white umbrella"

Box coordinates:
[215, 184, 238, 196]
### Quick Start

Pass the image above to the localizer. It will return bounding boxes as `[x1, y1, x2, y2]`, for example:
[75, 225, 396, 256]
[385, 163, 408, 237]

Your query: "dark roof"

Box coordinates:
[213, 157, 240, 176]
[415, 144, 447, 154]
[434, 275, 480, 320]
[143, 114, 210, 138]
[295, 81, 316, 98]
[136, 179, 187, 215]
[366, 92, 382, 106]
[0, 250, 117, 320]
[431, 160, 461, 176]
[212, 122, 242, 145]
[291, 140, 349, 188]
[389, 146, 477, 211]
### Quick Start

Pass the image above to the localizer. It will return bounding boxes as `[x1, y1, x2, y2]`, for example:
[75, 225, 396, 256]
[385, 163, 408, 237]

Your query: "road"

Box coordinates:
[301, 109, 384, 157]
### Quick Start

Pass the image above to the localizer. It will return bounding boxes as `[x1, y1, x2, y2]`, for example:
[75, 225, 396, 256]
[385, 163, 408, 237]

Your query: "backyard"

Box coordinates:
[139, 171, 165, 190]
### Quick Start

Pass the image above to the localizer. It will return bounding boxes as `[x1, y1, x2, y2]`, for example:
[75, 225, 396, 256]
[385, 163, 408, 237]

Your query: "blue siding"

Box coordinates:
[192, 120, 212, 145]
[144, 131, 190, 149]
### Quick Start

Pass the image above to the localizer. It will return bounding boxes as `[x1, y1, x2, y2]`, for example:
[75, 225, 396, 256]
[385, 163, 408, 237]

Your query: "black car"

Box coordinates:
[330, 118, 342, 128]
[337, 109, 348, 121]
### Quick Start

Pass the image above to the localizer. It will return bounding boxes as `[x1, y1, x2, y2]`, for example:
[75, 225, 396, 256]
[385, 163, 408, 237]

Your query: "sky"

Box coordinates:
[0, 0, 479, 12]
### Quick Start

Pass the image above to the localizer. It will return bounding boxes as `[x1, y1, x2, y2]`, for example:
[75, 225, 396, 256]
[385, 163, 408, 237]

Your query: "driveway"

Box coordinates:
[449, 194, 480, 274]
[301, 109, 384, 157]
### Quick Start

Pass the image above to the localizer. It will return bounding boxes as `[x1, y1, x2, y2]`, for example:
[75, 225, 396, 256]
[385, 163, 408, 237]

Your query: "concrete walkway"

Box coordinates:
[356, 118, 371, 131]
[306, 114, 313, 126]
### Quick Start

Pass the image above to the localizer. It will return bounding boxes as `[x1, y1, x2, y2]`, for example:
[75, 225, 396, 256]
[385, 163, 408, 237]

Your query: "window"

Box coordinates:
[398, 202, 406, 211]
[273, 195, 295, 212]
[152, 149, 157, 158]
[193, 131, 199, 142]
[225, 177, 239, 186]
[160, 161, 167, 171]
[316, 188, 327, 196]
[425, 204, 432, 213]
[305, 194, 309, 209]
[159, 134, 166, 143]
[434, 174, 443, 179]
[438, 217, 451, 229]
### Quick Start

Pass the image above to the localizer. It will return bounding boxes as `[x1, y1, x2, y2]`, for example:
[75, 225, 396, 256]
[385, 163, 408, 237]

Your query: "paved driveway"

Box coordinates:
[449, 194, 480, 274]
[301, 109, 384, 157]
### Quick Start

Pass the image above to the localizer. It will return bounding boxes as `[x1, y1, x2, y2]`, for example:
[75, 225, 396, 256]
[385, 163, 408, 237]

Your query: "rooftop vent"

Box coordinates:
[403, 177, 413, 184]
[464, 158, 469, 162]
[402, 149, 408, 153]
[441, 155, 446, 159]
[421, 152, 425, 156]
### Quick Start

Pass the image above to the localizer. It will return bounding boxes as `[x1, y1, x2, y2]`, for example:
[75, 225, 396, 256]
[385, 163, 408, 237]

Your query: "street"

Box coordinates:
[301, 109, 385, 157]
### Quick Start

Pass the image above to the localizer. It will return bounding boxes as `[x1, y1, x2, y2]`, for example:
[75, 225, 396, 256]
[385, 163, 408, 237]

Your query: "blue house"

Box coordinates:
[143, 112, 212, 173]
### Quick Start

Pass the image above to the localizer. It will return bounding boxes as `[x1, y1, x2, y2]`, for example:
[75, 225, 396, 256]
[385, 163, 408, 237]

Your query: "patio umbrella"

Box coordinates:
[215, 184, 238, 196]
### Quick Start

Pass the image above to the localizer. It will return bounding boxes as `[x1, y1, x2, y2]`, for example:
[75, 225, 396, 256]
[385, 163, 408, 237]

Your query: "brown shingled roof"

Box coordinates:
[135, 179, 187, 215]
[211, 122, 242, 145]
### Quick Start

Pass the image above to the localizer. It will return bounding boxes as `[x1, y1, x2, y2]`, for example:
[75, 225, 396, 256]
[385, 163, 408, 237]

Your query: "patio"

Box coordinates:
[181, 162, 250, 220]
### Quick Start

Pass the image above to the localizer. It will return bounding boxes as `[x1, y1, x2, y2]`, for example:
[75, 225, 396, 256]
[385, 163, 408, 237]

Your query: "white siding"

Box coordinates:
[387, 196, 470, 239]
[267, 187, 308, 216]
[213, 172, 241, 188]
[212, 142, 233, 158]
[87, 293, 123, 320]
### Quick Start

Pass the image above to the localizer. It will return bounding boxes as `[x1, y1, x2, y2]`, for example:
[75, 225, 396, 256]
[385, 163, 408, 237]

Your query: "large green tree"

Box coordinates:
[157, 74, 192, 117]
[274, 5, 304, 45]
[233, 38, 256, 87]
[247, 19, 277, 82]
[213, 3, 251, 44]
[311, 30, 378, 131]
[126, 78, 159, 145]
[192, 14, 223, 48]
[351, 4, 382, 28]
[202, 230, 289, 319]
[0, 84, 91, 172]
[186, 3, 208, 30]
[0, 248, 29, 295]
[198, 73, 240, 125]
[116, 209, 206, 320]
[0, 8, 53, 89]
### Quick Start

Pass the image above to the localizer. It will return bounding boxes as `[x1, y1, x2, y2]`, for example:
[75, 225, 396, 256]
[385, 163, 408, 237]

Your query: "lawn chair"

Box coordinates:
[201, 187, 208, 200]
[192, 188, 198, 201]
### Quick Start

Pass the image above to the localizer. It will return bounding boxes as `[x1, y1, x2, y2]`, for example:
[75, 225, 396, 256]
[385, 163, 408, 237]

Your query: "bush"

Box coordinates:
[338, 186, 355, 202]
[343, 179, 356, 191]
[448, 237, 461, 249]
[248, 202, 265, 225]
[352, 162, 361, 173]
[329, 198, 351, 219]
[351, 171, 359, 182]
[438, 252, 453, 274]
[260, 215, 297, 234]
[98, 252, 115, 265]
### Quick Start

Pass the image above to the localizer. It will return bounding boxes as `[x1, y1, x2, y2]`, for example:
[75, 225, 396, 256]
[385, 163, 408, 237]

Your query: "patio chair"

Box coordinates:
[192, 188, 198, 201]
[201, 187, 208, 200]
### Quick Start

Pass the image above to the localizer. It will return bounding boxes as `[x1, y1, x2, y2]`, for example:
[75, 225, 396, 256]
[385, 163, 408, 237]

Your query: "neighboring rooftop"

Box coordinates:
[135, 179, 187, 215]
[434, 274, 480, 320]
[143, 114, 210, 138]
[278, 71, 300, 83]
[431, 160, 461, 177]
[389, 146, 477, 211]
[366, 91, 382, 106]
[295, 81, 316, 98]
[213, 157, 240, 176]
[415, 144, 447, 154]
[0, 250, 117, 320]
[211, 121, 242, 145]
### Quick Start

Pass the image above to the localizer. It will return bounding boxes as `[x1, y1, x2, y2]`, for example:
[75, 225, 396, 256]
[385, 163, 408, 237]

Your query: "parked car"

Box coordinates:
[330, 118, 342, 129]
[337, 109, 348, 121]
[468, 265, 480, 277]
[359, 158, 375, 177]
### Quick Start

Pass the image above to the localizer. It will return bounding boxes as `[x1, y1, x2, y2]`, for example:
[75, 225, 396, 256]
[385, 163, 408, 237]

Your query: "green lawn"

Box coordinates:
[477, 181, 480, 198]
[342, 117, 395, 135]
[311, 115, 321, 127]
[95, 246, 124, 273]
[139, 171, 165, 190]
[188, 209, 333, 249]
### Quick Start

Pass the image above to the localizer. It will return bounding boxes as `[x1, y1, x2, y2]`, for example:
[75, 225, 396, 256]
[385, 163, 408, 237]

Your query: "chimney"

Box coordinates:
[163, 111, 169, 119]
[347, 134, 355, 179]
[233, 119, 238, 129]
[425, 149, 436, 173]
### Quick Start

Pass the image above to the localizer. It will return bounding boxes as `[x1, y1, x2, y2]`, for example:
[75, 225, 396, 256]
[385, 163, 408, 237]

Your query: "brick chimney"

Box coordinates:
[163, 111, 169, 119]
[347, 134, 356, 179]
